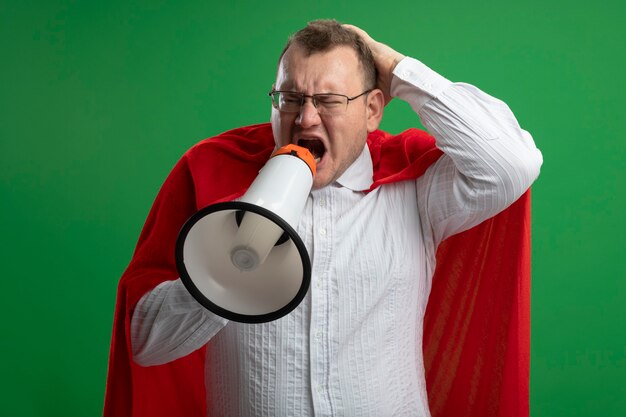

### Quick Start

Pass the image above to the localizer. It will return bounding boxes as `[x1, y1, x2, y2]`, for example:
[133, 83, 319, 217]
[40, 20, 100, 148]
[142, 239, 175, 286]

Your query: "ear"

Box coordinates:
[366, 89, 385, 132]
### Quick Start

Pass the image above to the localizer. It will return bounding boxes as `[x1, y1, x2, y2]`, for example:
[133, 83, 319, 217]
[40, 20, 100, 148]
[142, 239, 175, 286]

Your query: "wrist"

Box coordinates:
[387, 54, 405, 76]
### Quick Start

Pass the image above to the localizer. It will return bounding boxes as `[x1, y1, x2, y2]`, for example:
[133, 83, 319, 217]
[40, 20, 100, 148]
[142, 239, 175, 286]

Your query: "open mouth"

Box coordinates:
[297, 139, 326, 163]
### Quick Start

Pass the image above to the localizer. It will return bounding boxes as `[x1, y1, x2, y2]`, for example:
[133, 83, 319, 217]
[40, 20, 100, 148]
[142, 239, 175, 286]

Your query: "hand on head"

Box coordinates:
[342, 24, 405, 105]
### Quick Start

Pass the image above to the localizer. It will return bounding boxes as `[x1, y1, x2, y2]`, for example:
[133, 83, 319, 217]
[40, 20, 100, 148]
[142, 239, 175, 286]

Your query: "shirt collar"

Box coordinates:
[335, 145, 373, 191]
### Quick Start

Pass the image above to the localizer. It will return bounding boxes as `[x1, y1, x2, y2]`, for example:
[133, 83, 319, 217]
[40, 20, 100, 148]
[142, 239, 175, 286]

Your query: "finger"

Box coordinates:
[344, 25, 376, 47]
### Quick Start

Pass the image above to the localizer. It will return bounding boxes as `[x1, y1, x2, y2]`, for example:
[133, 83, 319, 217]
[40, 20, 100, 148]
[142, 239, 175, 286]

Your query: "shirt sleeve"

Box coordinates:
[390, 57, 543, 247]
[131, 278, 228, 366]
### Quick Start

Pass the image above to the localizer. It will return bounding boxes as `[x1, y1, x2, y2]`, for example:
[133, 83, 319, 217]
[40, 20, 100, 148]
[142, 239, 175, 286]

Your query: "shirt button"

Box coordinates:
[317, 384, 325, 393]
[319, 228, 326, 236]
[315, 331, 323, 340]
[319, 198, 326, 207]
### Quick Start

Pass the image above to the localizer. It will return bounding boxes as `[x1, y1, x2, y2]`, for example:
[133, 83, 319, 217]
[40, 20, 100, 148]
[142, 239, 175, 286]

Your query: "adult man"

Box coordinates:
[105, 20, 542, 417]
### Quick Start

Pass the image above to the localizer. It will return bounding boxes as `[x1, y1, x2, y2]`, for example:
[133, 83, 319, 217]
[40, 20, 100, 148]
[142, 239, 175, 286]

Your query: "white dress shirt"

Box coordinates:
[131, 57, 543, 417]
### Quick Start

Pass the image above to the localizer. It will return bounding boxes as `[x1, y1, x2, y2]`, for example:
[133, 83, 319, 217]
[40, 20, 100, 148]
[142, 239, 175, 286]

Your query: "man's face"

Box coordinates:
[271, 45, 382, 189]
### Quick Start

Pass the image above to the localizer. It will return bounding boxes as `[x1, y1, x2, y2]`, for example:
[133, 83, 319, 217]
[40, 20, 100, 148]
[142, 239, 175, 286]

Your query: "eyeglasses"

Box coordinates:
[268, 89, 372, 116]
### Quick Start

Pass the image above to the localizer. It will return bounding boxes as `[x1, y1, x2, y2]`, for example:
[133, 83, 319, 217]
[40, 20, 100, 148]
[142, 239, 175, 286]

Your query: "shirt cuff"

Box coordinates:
[390, 57, 453, 112]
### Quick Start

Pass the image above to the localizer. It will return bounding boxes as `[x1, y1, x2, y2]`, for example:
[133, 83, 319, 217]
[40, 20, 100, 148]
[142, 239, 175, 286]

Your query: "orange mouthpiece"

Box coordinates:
[271, 144, 317, 177]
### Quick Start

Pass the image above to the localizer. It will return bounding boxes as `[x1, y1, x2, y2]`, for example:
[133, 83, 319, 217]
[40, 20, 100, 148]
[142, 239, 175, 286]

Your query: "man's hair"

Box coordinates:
[278, 19, 377, 90]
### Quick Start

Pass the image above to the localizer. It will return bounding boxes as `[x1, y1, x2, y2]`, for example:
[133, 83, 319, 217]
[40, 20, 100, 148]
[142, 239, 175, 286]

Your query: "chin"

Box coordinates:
[311, 175, 333, 190]
[311, 180, 328, 190]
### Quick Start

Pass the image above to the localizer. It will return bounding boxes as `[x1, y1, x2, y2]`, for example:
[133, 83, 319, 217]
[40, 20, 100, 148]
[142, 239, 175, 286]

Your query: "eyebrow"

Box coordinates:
[275, 80, 347, 95]
[276, 90, 348, 95]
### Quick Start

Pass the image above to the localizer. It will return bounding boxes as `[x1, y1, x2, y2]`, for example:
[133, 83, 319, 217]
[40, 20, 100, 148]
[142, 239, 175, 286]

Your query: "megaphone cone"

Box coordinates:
[176, 145, 316, 323]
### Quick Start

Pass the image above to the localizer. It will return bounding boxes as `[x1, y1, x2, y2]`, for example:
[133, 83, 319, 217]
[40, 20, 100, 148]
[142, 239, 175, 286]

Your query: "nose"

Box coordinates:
[295, 99, 321, 128]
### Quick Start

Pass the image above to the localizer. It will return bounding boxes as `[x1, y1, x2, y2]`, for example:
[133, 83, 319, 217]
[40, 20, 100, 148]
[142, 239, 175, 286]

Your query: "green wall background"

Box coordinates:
[1, 1, 624, 415]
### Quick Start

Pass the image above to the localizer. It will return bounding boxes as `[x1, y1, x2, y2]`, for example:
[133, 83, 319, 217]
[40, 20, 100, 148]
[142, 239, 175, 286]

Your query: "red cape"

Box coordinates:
[104, 123, 530, 417]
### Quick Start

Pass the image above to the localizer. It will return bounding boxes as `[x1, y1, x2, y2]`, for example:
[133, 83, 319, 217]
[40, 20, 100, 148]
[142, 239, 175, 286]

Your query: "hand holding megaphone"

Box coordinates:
[176, 145, 316, 323]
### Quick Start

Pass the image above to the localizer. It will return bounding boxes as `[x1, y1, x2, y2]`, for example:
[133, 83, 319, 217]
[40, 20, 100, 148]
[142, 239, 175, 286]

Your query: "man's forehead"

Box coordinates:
[276, 45, 363, 90]
[279, 44, 359, 67]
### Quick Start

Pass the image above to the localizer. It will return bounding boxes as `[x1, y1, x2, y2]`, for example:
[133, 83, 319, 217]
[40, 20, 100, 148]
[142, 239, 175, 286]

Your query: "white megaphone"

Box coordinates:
[175, 144, 316, 323]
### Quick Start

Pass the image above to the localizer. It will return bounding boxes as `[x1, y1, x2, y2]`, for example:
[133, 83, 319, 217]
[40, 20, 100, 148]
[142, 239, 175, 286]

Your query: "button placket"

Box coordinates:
[309, 189, 334, 416]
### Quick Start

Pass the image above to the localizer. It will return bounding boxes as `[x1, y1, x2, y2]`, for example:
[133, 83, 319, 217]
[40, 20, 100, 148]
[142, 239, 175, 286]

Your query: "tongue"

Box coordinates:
[298, 139, 325, 160]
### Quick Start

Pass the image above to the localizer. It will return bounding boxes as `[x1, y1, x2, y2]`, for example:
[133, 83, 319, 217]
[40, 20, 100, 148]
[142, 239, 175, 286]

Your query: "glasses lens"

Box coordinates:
[315, 94, 348, 115]
[270, 91, 353, 115]
[273, 92, 302, 112]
